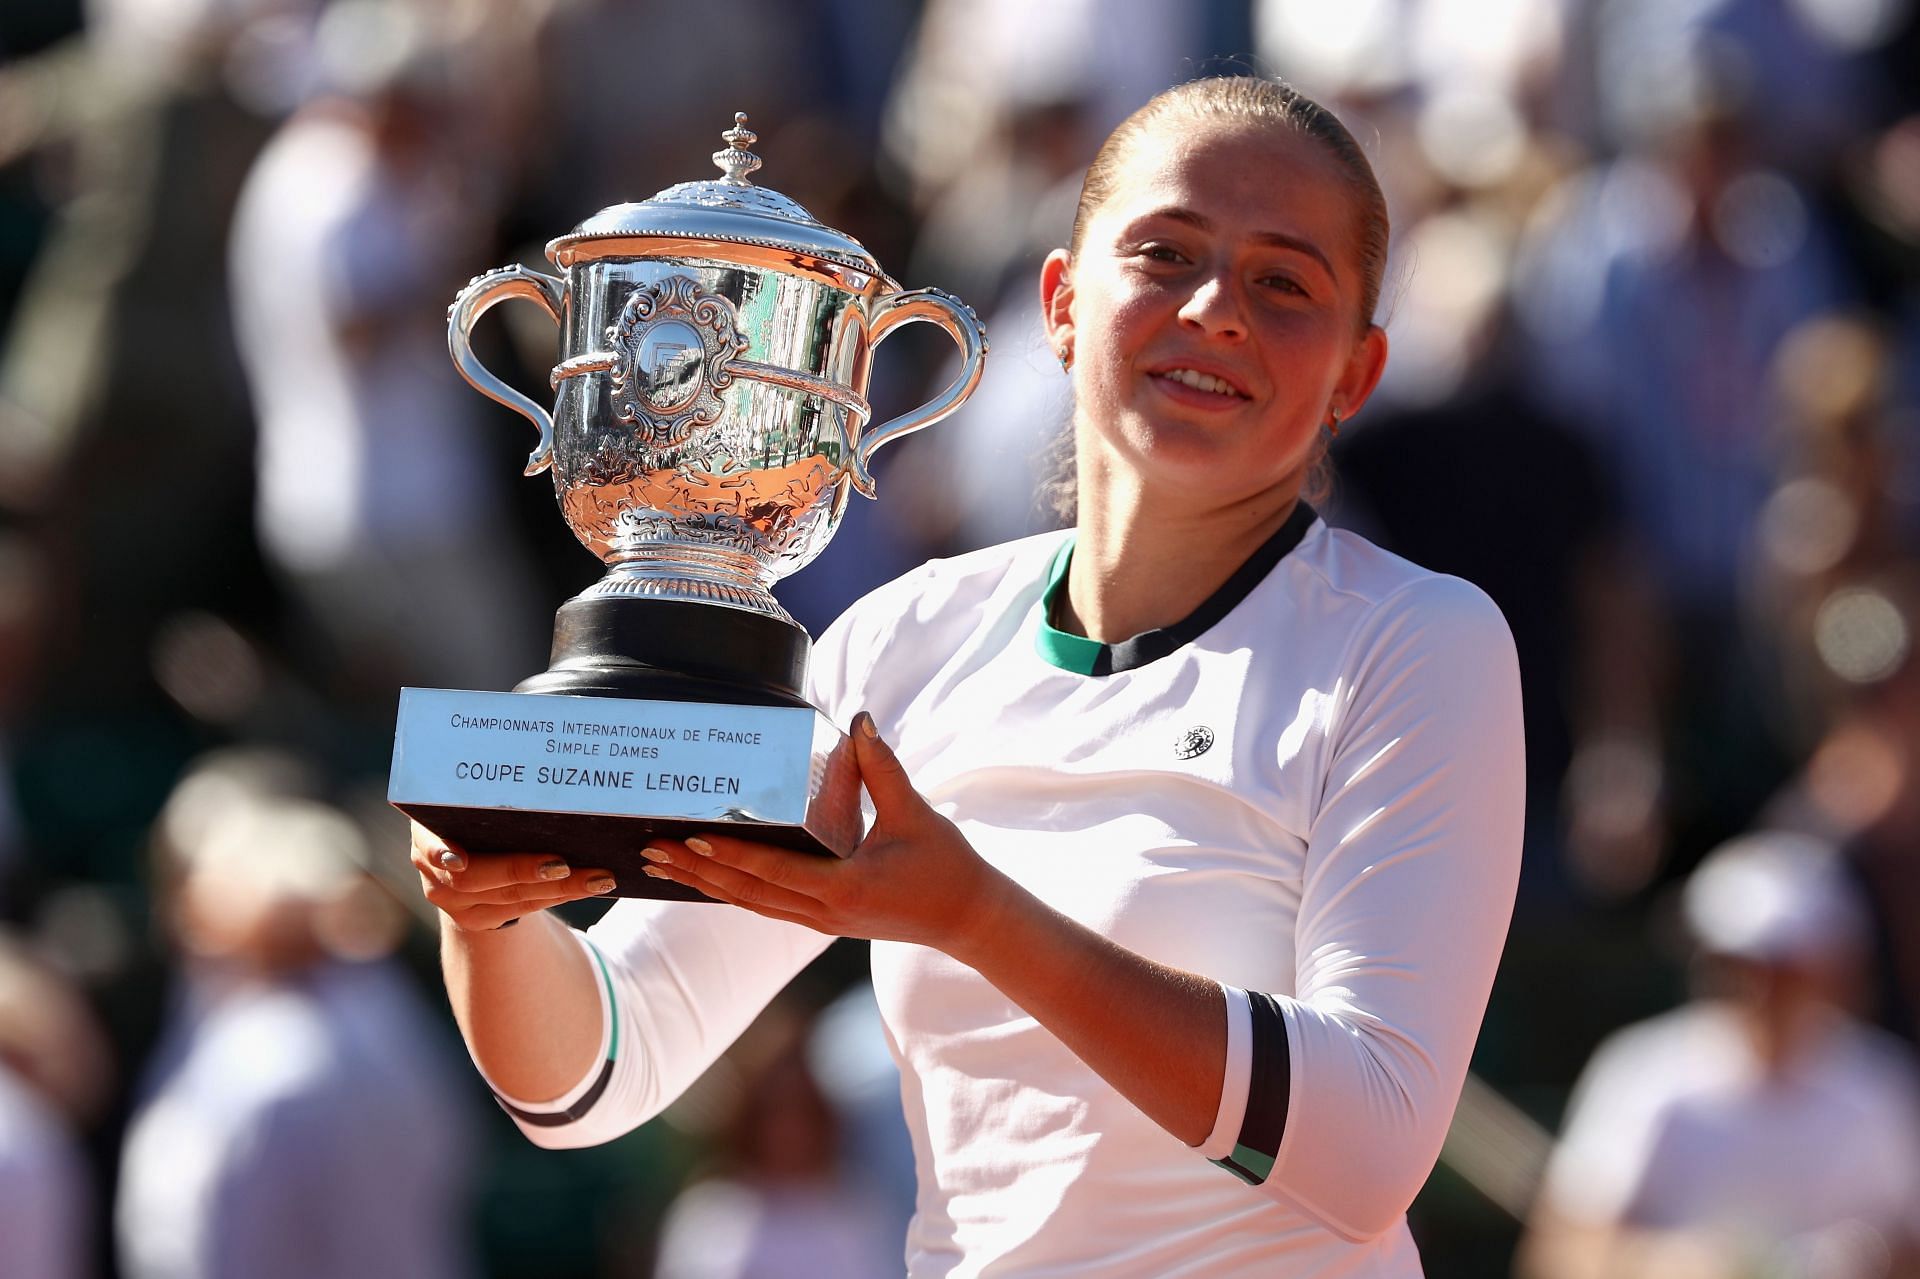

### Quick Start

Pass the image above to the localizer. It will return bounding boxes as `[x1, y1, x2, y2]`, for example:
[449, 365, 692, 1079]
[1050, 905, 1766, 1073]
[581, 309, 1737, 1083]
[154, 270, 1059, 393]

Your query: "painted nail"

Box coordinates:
[685, 837, 713, 855]
[641, 846, 669, 862]
[586, 875, 617, 894]
[642, 866, 666, 878]
[438, 849, 467, 872]
[537, 860, 571, 881]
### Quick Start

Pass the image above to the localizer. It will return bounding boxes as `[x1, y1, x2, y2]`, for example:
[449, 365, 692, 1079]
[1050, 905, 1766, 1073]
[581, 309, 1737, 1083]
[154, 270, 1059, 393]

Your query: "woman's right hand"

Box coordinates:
[410, 822, 619, 932]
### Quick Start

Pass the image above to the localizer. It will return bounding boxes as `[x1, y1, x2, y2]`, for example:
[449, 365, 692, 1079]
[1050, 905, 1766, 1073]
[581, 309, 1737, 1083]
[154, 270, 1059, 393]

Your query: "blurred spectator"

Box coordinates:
[0, 930, 112, 1279]
[1751, 314, 1918, 732]
[116, 754, 480, 1279]
[1588, 0, 1898, 164]
[1511, 90, 1856, 880]
[652, 999, 900, 1279]
[1764, 572, 1920, 1047]
[1519, 831, 1920, 1279]
[228, 6, 544, 700]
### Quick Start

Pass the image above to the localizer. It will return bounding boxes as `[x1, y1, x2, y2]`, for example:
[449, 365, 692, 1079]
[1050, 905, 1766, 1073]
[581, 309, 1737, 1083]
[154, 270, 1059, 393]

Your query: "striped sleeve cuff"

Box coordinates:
[1208, 989, 1293, 1186]
[1200, 983, 1252, 1159]
[479, 930, 620, 1128]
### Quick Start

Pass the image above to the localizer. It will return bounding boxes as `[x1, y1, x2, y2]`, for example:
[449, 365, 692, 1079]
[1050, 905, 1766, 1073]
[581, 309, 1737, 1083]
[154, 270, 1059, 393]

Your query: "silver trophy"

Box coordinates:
[389, 114, 987, 897]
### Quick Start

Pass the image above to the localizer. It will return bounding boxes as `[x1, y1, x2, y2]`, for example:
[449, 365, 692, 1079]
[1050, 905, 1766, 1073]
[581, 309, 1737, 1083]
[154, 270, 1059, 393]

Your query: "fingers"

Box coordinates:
[444, 852, 586, 893]
[410, 838, 587, 891]
[637, 866, 823, 934]
[679, 833, 837, 895]
[408, 824, 617, 931]
[420, 873, 611, 910]
[850, 711, 920, 813]
[410, 823, 464, 883]
[641, 838, 829, 920]
[423, 869, 616, 933]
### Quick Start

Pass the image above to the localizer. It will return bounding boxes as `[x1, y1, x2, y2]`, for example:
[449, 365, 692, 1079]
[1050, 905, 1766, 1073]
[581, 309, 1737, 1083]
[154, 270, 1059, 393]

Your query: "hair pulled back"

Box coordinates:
[1069, 76, 1389, 332]
[1041, 77, 1385, 521]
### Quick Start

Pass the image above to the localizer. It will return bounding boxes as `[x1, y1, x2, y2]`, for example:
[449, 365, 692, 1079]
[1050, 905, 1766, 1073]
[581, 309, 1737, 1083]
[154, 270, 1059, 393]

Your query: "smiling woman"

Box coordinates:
[1040, 106, 1390, 643]
[412, 76, 1524, 1278]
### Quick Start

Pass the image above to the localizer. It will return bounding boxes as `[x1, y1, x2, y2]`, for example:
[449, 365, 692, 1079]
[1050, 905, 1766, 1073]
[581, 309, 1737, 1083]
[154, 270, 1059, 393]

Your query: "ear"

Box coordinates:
[1330, 325, 1389, 424]
[1039, 248, 1075, 360]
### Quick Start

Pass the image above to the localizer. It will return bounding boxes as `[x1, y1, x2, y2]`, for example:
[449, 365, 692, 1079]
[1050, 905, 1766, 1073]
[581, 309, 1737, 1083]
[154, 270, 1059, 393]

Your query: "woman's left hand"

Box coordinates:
[639, 712, 1011, 956]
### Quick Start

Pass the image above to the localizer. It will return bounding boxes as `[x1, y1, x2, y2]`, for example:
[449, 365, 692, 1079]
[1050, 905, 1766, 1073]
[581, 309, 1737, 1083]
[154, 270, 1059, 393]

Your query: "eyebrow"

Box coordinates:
[1141, 208, 1338, 281]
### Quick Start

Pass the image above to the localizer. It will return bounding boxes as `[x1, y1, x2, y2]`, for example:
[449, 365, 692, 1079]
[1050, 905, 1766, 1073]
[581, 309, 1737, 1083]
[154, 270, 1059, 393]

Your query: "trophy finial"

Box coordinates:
[713, 112, 762, 185]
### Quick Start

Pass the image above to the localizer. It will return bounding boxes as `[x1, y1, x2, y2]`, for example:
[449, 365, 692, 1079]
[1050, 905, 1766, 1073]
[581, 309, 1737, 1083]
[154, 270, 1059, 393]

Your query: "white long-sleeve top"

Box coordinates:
[489, 515, 1525, 1277]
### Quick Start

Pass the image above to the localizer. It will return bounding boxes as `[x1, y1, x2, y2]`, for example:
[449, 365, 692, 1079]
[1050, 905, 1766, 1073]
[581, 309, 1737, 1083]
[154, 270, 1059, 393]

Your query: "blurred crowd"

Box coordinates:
[3, 0, 1920, 1275]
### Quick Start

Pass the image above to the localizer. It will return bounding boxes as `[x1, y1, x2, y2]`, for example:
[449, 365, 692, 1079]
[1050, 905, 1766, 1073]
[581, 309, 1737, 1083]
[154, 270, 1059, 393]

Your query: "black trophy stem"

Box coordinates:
[514, 596, 812, 709]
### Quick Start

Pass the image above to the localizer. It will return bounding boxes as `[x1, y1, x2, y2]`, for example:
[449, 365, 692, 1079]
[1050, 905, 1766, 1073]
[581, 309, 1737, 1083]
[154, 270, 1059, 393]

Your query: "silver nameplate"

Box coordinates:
[390, 687, 838, 827]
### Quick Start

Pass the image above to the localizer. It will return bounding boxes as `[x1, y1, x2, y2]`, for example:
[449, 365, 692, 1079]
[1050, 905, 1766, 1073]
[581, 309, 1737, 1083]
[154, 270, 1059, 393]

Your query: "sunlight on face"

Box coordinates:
[1047, 120, 1386, 516]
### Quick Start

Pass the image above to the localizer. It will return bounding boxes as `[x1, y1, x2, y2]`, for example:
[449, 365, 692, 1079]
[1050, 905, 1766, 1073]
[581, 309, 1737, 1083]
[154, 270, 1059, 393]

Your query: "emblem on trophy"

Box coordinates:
[388, 113, 988, 897]
[605, 274, 750, 449]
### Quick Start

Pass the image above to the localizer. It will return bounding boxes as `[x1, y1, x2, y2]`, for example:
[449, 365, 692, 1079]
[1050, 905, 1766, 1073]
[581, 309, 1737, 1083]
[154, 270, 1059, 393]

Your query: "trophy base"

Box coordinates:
[395, 802, 845, 904]
[515, 595, 811, 708]
[390, 597, 858, 902]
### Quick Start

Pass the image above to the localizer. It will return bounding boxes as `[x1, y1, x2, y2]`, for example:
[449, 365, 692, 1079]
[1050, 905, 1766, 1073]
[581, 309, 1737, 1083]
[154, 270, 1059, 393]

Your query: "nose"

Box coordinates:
[1177, 271, 1246, 340]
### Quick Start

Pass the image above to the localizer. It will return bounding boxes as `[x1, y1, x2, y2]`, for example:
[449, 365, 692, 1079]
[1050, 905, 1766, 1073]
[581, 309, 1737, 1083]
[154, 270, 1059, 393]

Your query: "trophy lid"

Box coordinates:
[547, 113, 890, 285]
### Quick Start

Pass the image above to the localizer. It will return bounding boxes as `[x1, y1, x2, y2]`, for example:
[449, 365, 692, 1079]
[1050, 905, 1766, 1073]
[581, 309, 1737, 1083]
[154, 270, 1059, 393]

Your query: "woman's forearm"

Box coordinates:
[410, 826, 624, 1103]
[947, 868, 1228, 1146]
[441, 911, 605, 1103]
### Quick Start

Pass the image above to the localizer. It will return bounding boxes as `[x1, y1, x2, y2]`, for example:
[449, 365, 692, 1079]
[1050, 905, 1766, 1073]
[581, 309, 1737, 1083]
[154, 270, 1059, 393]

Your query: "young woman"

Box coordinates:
[413, 76, 1524, 1276]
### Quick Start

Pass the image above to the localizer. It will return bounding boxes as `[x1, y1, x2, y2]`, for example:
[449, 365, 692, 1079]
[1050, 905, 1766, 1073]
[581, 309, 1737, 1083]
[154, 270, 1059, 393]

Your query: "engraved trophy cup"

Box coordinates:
[388, 115, 987, 898]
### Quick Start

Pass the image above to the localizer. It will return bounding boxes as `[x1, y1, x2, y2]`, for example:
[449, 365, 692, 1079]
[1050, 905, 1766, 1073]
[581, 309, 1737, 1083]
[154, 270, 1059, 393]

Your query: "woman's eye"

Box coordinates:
[1140, 244, 1188, 264]
[1261, 275, 1308, 297]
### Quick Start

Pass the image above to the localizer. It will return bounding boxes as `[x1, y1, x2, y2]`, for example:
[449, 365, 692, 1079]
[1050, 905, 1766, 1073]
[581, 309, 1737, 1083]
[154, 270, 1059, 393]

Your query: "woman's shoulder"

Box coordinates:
[831, 529, 1069, 637]
[807, 530, 1069, 712]
[1289, 521, 1513, 641]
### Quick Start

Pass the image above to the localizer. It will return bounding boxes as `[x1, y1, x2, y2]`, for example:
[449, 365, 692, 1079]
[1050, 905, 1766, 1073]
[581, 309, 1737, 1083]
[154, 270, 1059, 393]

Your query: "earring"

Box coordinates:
[1057, 347, 1073, 373]
[1326, 408, 1342, 437]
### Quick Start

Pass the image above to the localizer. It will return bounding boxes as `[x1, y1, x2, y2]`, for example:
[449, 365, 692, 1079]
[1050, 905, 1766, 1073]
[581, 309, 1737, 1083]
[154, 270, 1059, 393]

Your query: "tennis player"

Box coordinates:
[414, 75, 1524, 1277]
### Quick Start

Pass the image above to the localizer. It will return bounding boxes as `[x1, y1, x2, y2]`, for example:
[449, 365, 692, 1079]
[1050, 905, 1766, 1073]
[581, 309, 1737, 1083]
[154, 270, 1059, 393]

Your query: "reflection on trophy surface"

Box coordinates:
[388, 113, 988, 897]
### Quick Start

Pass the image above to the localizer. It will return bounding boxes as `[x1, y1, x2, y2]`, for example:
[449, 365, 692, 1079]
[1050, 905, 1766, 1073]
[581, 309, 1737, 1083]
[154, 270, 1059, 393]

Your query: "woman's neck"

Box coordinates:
[1059, 467, 1303, 643]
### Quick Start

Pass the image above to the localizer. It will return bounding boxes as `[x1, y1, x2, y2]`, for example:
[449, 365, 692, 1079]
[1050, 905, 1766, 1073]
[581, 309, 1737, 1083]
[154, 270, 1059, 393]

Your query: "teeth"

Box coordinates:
[1163, 368, 1238, 396]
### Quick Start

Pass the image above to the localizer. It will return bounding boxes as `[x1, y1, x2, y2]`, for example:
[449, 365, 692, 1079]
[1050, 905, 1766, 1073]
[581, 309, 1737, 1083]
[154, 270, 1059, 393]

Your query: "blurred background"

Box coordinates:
[2, 0, 1920, 1275]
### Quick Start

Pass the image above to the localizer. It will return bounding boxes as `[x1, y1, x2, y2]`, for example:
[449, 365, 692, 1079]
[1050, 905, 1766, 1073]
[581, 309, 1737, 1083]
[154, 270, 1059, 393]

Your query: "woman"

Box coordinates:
[414, 76, 1524, 1276]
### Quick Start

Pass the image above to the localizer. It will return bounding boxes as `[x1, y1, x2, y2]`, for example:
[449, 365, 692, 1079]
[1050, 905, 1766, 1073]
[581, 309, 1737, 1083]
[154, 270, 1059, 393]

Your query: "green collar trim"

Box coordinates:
[1033, 537, 1103, 675]
[1030, 502, 1318, 678]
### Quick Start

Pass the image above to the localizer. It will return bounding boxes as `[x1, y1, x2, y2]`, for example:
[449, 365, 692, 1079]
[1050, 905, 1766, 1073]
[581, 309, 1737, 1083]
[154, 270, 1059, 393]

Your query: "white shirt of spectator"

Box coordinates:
[1541, 1002, 1920, 1257]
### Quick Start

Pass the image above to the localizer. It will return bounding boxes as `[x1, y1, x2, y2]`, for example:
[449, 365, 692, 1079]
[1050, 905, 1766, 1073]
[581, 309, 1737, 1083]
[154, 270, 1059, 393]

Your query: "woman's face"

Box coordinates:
[1043, 121, 1387, 512]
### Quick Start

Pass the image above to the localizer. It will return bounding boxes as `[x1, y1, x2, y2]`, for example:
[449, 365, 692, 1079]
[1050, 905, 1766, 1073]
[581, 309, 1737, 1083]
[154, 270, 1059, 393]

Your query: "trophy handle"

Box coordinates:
[448, 265, 567, 476]
[852, 288, 988, 498]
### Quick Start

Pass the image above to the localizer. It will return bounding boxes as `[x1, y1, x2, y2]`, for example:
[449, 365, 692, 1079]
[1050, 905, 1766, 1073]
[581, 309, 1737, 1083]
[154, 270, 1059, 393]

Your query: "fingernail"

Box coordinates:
[438, 849, 467, 872]
[538, 860, 571, 881]
[641, 845, 669, 863]
[685, 837, 712, 855]
[856, 711, 878, 740]
[586, 875, 617, 894]
[642, 866, 666, 878]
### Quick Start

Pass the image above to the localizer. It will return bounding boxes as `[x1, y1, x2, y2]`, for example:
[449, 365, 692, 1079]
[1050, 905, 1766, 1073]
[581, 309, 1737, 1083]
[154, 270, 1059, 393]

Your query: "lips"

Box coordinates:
[1147, 363, 1252, 401]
